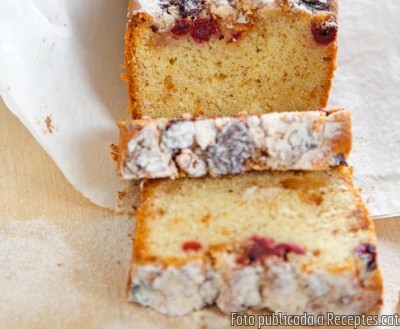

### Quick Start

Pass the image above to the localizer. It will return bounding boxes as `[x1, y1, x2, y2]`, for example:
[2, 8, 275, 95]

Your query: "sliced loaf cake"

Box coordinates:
[125, 0, 338, 118]
[128, 167, 383, 316]
[118, 109, 351, 179]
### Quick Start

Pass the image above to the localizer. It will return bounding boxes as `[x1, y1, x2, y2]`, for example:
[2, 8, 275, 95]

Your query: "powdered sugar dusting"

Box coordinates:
[0, 219, 83, 325]
[136, 0, 163, 16]
[133, 0, 334, 29]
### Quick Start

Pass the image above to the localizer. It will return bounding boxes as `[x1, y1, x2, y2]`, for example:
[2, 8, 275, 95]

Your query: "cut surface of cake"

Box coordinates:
[129, 167, 383, 316]
[118, 109, 351, 179]
[125, 0, 338, 118]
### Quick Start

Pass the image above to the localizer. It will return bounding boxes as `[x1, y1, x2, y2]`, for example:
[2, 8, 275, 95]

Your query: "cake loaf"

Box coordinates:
[118, 109, 351, 179]
[125, 0, 338, 118]
[129, 167, 383, 316]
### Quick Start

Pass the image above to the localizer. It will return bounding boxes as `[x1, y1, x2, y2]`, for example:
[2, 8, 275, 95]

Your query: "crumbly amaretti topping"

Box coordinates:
[118, 109, 351, 180]
[129, 236, 381, 316]
[133, 0, 336, 32]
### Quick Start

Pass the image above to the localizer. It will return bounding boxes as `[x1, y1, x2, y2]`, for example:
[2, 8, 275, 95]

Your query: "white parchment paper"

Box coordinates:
[0, 0, 399, 216]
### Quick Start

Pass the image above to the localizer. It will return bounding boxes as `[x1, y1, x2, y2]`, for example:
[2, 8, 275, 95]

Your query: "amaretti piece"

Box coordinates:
[128, 167, 383, 316]
[117, 109, 351, 180]
[125, 0, 338, 118]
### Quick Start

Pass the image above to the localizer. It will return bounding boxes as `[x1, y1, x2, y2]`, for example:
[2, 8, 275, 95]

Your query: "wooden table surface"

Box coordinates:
[1, 99, 399, 329]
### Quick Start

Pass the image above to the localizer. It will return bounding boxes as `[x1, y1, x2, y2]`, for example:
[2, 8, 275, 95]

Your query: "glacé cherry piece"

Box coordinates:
[182, 241, 202, 252]
[171, 19, 193, 36]
[311, 19, 338, 45]
[191, 18, 220, 43]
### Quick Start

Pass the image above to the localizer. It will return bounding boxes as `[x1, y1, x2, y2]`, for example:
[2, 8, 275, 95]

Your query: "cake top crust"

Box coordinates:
[131, 0, 336, 21]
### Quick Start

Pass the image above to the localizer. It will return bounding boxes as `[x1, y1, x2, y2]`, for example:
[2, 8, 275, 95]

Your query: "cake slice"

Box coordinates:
[125, 0, 338, 118]
[128, 167, 383, 316]
[118, 109, 351, 179]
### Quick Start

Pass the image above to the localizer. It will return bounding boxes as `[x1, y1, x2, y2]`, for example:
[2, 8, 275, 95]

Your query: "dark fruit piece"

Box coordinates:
[159, 1, 172, 10]
[207, 121, 254, 175]
[333, 153, 348, 167]
[248, 236, 305, 262]
[178, 0, 203, 18]
[149, 24, 159, 33]
[182, 241, 203, 252]
[248, 236, 275, 261]
[191, 18, 220, 43]
[354, 243, 377, 272]
[273, 243, 306, 261]
[301, 0, 330, 11]
[311, 18, 338, 45]
[171, 19, 193, 35]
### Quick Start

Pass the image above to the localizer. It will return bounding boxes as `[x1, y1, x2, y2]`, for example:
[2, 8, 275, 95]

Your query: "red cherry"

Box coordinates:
[182, 241, 202, 252]
[311, 19, 338, 45]
[171, 19, 193, 36]
[191, 18, 220, 43]
[248, 236, 305, 262]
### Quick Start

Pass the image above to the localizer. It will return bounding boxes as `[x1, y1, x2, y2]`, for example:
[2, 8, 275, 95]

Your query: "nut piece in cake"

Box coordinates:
[125, 0, 338, 118]
[118, 109, 352, 179]
[128, 167, 383, 316]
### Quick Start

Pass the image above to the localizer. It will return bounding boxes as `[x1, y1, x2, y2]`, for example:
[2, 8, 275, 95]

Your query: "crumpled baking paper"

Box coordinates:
[0, 0, 399, 216]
